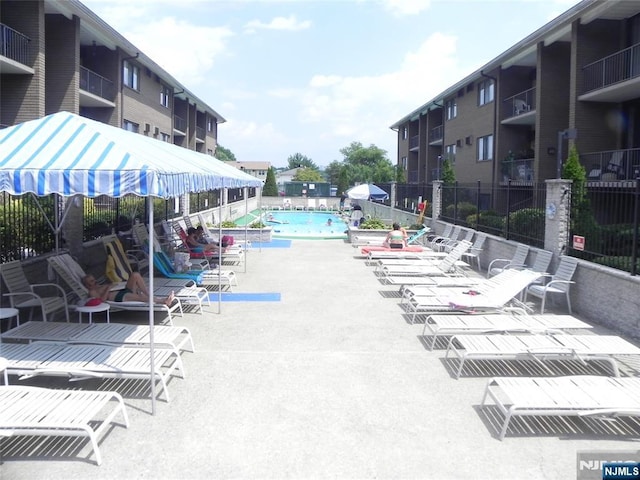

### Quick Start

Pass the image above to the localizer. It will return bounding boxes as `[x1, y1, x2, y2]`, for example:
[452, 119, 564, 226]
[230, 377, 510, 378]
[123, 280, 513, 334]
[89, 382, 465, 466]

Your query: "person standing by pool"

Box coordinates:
[339, 191, 347, 211]
[383, 223, 408, 249]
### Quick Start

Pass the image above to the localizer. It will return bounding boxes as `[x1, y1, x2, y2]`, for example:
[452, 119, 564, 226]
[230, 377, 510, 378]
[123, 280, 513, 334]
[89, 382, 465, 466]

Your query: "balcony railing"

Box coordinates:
[174, 115, 186, 133]
[0, 22, 31, 65]
[502, 87, 536, 120]
[195, 126, 205, 140]
[582, 42, 640, 94]
[409, 135, 419, 150]
[79, 66, 115, 101]
[581, 148, 640, 181]
[429, 125, 443, 143]
[501, 158, 534, 182]
[407, 169, 419, 183]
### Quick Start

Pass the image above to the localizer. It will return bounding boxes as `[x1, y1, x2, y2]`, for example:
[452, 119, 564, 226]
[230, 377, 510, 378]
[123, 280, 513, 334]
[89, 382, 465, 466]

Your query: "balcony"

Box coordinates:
[501, 88, 536, 125]
[195, 126, 205, 142]
[0, 23, 32, 74]
[409, 135, 419, 151]
[174, 115, 187, 135]
[501, 155, 534, 183]
[79, 66, 115, 107]
[581, 43, 640, 103]
[407, 169, 419, 183]
[429, 125, 443, 145]
[581, 148, 640, 182]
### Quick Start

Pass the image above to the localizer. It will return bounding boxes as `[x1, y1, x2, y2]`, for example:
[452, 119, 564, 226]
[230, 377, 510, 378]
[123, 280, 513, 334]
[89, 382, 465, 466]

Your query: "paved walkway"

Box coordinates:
[1, 240, 637, 479]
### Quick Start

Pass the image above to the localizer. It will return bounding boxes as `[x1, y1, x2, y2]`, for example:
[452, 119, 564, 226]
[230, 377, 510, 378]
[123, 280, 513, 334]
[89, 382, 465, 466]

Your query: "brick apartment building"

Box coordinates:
[1, 0, 223, 157]
[391, 0, 640, 189]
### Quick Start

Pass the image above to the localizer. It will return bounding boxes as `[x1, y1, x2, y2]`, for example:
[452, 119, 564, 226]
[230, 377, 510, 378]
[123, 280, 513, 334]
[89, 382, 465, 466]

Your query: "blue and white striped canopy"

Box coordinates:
[0, 111, 262, 198]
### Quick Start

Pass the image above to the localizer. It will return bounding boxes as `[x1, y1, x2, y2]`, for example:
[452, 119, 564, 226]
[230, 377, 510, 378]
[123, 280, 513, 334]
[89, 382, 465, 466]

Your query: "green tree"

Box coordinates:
[562, 144, 598, 248]
[395, 164, 406, 183]
[324, 160, 343, 185]
[287, 153, 317, 170]
[214, 145, 235, 162]
[441, 158, 456, 213]
[337, 167, 350, 197]
[293, 168, 324, 182]
[339, 141, 394, 184]
[262, 167, 279, 196]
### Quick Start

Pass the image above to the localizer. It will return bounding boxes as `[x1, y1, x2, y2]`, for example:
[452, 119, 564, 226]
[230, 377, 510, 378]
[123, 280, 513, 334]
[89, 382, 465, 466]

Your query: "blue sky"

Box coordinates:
[81, 0, 581, 168]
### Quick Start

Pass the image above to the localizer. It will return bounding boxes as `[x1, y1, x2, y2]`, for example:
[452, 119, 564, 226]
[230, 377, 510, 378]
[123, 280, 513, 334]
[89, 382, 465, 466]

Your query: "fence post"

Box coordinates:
[632, 177, 639, 276]
[431, 180, 443, 229]
[544, 178, 572, 258]
[390, 182, 397, 222]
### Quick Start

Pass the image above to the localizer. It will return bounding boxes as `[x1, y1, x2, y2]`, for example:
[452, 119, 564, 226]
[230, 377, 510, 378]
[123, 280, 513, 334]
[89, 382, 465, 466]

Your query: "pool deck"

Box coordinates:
[1, 239, 638, 479]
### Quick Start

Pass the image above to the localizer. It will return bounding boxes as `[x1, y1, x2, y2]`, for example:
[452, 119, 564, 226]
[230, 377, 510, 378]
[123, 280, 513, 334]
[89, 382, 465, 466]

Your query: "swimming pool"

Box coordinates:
[264, 211, 347, 239]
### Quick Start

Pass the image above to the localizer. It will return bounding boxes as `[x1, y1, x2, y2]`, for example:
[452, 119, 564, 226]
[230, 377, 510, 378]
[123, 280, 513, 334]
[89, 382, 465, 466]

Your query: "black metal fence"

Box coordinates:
[567, 180, 640, 275]
[391, 181, 547, 248]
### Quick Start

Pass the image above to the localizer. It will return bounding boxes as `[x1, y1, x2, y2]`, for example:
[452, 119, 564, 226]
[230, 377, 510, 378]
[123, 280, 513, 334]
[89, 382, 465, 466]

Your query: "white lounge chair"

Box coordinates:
[404, 269, 542, 324]
[421, 313, 592, 350]
[0, 260, 70, 323]
[378, 240, 472, 283]
[1, 320, 195, 355]
[0, 385, 129, 465]
[481, 376, 640, 440]
[446, 333, 640, 378]
[47, 254, 185, 324]
[1, 341, 184, 402]
[487, 243, 530, 278]
[461, 233, 487, 271]
[524, 256, 578, 313]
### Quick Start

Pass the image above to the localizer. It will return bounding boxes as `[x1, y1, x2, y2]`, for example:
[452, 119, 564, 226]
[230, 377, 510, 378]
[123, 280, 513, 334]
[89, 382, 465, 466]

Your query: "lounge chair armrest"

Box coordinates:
[544, 279, 575, 289]
[30, 282, 67, 297]
[503, 263, 527, 270]
[487, 258, 511, 272]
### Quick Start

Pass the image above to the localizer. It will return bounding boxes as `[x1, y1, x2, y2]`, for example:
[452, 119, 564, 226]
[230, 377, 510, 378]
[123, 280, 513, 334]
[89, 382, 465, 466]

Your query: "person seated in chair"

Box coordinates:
[82, 273, 175, 306]
[383, 223, 408, 249]
[186, 227, 225, 253]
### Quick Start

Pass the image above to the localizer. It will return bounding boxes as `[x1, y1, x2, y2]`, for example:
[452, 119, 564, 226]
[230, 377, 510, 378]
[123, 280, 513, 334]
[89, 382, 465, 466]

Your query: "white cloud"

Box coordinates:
[123, 19, 233, 85]
[381, 0, 432, 16]
[244, 15, 312, 34]
[297, 32, 462, 149]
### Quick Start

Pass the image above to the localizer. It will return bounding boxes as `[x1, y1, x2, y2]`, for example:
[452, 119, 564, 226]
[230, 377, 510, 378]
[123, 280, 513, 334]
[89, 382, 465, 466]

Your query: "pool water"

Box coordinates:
[264, 211, 347, 239]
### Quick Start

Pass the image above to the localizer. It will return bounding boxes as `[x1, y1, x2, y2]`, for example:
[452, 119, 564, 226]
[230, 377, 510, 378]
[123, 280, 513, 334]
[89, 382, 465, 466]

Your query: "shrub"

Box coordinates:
[359, 218, 387, 230]
[444, 201, 477, 223]
[506, 208, 545, 245]
[248, 221, 267, 228]
[468, 211, 504, 233]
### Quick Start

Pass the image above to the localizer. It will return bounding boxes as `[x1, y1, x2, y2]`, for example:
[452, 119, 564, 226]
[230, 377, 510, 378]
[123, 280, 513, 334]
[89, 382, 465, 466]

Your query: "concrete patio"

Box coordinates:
[1, 239, 638, 479]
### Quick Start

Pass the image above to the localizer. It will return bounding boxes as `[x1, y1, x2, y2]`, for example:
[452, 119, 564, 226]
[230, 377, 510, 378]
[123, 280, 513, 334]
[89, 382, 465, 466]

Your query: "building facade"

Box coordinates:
[0, 0, 223, 156]
[391, 0, 640, 189]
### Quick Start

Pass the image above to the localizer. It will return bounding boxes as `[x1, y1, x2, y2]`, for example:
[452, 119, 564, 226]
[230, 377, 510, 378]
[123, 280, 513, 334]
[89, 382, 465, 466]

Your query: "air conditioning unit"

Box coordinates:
[456, 139, 462, 148]
[457, 88, 464, 97]
[153, 126, 159, 135]
[465, 135, 473, 145]
[144, 123, 151, 133]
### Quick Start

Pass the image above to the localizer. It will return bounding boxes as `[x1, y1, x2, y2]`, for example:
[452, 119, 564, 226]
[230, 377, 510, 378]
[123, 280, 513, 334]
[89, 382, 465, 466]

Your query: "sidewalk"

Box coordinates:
[1, 240, 635, 479]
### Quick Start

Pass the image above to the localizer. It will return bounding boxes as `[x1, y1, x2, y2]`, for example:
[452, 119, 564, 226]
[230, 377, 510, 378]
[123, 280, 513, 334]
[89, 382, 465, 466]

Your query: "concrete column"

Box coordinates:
[431, 181, 443, 229]
[180, 194, 189, 216]
[544, 178, 572, 257]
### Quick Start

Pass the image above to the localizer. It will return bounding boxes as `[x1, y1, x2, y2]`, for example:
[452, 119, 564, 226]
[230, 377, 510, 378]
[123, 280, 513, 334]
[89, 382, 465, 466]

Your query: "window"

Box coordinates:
[446, 99, 457, 120]
[160, 86, 171, 108]
[478, 79, 495, 106]
[401, 156, 407, 169]
[161, 133, 171, 142]
[123, 120, 139, 133]
[402, 127, 408, 140]
[445, 144, 456, 163]
[477, 134, 494, 161]
[207, 118, 214, 132]
[123, 60, 139, 90]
